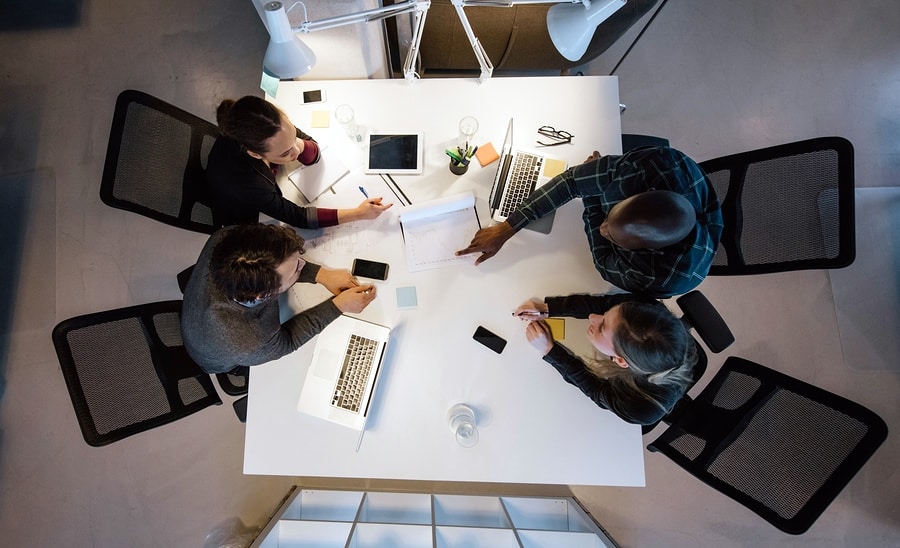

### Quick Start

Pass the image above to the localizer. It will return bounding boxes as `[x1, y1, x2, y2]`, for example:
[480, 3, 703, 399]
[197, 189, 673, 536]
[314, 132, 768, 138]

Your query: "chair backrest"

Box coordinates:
[648, 356, 887, 534]
[100, 89, 219, 234]
[51, 300, 222, 446]
[699, 137, 855, 275]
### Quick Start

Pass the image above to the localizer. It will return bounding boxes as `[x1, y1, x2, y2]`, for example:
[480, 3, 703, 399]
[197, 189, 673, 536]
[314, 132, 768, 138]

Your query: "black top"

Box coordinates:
[205, 128, 334, 229]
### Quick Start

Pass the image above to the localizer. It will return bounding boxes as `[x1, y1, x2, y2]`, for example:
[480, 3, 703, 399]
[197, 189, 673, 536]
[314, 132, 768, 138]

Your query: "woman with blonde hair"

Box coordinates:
[516, 293, 697, 425]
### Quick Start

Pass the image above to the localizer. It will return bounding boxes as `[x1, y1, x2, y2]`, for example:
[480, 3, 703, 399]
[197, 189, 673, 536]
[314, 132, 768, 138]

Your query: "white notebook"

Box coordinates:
[287, 144, 350, 202]
[399, 192, 481, 272]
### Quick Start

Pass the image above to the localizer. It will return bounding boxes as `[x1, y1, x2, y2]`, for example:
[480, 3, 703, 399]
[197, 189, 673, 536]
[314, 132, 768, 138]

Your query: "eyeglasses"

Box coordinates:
[537, 125, 574, 146]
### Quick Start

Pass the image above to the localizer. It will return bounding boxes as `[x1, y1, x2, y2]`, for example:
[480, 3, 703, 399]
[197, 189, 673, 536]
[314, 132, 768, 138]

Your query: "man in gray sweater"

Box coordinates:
[182, 224, 376, 374]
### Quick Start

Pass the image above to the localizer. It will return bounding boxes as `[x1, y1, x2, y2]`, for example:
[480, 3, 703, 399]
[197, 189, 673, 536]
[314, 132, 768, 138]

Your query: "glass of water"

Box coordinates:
[448, 403, 479, 448]
[334, 104, 362, 142]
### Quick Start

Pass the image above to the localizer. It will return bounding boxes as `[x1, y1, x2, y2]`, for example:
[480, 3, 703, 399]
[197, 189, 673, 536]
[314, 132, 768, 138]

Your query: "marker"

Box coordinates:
[445, 149, 463, 163]
[358, 186, 369, 199]
[468, 145, 479, 159]
[512, 311, 548, 318]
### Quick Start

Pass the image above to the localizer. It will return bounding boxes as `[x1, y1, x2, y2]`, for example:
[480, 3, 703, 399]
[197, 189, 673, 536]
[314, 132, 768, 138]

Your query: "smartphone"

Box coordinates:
[473, 326, 507, 354]
[302, 89, 325, 104]
[352, 259, 389, 281]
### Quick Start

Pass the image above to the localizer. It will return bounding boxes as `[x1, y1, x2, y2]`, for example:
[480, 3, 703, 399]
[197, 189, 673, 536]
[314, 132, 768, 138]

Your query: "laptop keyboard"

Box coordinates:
[500, 152, 543, 217]
[331, 334, 379, 413]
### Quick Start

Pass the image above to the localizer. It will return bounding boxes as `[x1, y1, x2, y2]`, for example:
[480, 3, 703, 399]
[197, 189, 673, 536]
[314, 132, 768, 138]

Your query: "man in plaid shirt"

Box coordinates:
[457, 146, 723, 298]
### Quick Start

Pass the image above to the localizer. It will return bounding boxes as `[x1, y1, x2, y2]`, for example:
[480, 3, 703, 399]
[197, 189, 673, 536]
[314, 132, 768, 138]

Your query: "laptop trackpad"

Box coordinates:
[312, 349, 341, 380]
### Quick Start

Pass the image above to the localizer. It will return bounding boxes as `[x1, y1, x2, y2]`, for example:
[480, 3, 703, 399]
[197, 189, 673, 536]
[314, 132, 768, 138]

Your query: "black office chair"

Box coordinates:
[51, 300, 222, 446]
[100, 89, 219, 234]
[641, 291, 734, 435]
[699, 137, 855, 275]
[648, 356, 887, 534]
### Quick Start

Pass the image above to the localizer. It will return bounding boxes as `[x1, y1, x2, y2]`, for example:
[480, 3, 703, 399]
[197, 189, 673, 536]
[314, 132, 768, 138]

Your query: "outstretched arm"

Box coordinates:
[455, 221, 516, 266]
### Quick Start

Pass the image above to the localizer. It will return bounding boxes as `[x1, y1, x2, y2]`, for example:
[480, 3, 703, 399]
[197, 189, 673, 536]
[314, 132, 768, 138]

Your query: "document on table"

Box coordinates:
[399, 192, 480, 272]
[287, 144, 350, 202]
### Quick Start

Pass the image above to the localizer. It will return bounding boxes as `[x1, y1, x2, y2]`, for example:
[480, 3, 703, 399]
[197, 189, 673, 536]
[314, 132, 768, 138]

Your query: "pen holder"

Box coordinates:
[449, 160, 469, 175]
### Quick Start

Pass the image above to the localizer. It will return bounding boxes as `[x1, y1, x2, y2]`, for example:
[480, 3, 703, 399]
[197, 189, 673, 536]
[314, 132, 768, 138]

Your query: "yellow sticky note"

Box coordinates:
[545, 318, 565, 341]
[311, 110, 330, 128]
[542, 158, 567, 178]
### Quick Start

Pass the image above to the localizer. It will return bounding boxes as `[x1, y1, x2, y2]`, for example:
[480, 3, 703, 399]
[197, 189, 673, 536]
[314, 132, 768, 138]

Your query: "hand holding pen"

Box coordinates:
[513, 300, 549, 320]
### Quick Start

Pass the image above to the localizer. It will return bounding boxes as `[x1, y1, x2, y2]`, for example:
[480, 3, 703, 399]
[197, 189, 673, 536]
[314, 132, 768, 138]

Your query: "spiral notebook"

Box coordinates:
[398, 192, 481, 272]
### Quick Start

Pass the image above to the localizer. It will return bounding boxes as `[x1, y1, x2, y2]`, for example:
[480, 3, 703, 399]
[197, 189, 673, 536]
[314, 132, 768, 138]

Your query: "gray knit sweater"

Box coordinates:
[182, 228, 342, 374]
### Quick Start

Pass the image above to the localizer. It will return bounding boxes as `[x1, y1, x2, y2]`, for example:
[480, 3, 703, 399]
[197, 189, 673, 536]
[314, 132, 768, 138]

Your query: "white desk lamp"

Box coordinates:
[262, 0, 431, 82]
[260, 0, 624, 83]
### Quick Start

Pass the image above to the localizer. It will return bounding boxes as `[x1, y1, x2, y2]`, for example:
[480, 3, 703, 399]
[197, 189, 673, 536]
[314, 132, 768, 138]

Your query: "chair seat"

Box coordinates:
[51, 300, 222, 446]
[648, 356, 887, 534]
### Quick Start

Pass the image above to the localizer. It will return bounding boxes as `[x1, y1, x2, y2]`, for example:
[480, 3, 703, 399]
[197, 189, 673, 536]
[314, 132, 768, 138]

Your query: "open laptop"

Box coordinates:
[488, 118, 567, 234]
[297, 315, 390, 431]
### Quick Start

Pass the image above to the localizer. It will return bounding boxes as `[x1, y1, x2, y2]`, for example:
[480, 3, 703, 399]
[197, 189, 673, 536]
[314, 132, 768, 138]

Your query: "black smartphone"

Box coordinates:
[473, 326, 507, 354]
[352, 259, 389, 281]
[302, 89, 325, 104]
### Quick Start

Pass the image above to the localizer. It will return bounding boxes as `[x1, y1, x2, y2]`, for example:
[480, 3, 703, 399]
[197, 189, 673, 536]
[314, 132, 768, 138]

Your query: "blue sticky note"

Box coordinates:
[396, 286, 418, 309]
[260, 70, 280, 98]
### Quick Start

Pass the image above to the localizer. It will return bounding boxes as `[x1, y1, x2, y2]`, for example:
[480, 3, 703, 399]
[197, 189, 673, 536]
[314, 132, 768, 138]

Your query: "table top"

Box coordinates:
[243, 75, 646, 486]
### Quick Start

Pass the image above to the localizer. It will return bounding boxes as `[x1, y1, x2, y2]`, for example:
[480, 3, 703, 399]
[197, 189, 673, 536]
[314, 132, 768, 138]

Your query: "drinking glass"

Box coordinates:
[335, 104, 362, 142]
[448, 403, 479, 448]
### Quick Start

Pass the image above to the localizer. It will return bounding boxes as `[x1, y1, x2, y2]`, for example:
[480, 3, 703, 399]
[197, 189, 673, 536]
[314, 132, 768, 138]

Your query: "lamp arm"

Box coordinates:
[293, 0, 429, 33]
[457, 0, 587, 6]
[450, 0, 587, 82]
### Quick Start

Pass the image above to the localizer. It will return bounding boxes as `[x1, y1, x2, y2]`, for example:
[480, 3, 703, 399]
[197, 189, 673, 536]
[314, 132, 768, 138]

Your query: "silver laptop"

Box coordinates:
[488, 118, 567, 233]
[297, 315, 390, 431]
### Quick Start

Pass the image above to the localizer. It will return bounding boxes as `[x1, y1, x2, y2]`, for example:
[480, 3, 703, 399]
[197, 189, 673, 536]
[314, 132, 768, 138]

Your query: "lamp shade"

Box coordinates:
[263, 1, 316, 78]
[547, 0, 626, 62]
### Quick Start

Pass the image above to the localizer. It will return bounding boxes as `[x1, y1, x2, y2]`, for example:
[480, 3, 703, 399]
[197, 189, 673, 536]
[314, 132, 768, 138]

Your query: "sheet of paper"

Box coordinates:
[399, 192, 480, 272]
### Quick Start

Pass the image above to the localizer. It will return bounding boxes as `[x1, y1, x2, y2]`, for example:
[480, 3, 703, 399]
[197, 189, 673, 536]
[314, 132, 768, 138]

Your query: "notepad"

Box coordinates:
[398, 192, 481, 272]
[545, 318, 565, 341]
[287, 144, 350, 202]
[475, 142, 500, 167]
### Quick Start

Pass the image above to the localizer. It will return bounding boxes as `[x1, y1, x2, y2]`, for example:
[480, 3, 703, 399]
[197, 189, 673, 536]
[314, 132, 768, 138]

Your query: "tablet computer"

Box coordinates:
[365, 132, 424, 175]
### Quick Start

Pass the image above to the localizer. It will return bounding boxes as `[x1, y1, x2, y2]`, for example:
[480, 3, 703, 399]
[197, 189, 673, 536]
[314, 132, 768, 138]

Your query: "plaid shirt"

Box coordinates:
[506, 147, 723, 298]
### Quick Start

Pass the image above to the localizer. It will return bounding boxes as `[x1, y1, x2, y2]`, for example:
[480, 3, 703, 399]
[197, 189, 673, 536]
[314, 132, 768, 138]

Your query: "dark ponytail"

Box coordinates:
[216, 96, 283, 154]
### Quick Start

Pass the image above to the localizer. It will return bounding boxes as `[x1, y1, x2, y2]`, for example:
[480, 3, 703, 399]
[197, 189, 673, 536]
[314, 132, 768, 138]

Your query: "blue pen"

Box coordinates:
[359, 186, 369, 199]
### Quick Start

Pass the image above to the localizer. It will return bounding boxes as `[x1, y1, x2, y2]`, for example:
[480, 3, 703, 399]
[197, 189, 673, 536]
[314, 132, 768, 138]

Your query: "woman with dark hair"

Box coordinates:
[206, 96, 390, 228]
[181, 223, 377, 374]
[515, 293, 697, 425]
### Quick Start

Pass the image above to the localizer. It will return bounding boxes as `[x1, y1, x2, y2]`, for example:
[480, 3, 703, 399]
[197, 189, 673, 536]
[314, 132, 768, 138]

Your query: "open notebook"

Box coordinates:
[398, 192, 481, 272]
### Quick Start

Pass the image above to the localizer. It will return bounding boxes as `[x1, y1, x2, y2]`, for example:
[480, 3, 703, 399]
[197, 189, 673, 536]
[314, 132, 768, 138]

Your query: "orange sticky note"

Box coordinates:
[475, 142, 500, 167]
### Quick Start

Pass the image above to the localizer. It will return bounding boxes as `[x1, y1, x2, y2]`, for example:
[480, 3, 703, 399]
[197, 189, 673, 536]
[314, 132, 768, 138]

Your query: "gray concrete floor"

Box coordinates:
[1, 0, 898, 546]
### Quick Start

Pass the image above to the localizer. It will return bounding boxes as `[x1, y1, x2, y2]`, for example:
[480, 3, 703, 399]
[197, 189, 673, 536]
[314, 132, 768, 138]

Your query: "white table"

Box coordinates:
[243, 76, 645, 486]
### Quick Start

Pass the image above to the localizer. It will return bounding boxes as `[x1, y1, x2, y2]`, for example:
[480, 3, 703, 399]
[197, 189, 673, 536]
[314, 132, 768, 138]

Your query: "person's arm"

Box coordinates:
[542, 344, 659, 425]
[544, 293, 657, 319]
[457, 168, 580, 264]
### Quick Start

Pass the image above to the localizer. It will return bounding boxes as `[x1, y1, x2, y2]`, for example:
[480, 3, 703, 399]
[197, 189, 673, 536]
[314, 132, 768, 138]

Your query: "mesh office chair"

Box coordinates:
[100, 89, 219, 234]
[51, 300, 222, 446]
[648, 356, 887, 534]
[641, 291, 734, 435]
[699, 137, 855, 275]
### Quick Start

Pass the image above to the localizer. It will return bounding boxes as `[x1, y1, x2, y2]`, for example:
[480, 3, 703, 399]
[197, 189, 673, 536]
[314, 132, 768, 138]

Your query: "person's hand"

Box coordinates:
[333, 284, 377, 313]
[514, 300, 549, 321]
[315, 267, 358, 296]
[339, 198, 393, 223]
[584, 150, 601, 164]
[455, 222, 515, 266]
[525, 320, 554, 356]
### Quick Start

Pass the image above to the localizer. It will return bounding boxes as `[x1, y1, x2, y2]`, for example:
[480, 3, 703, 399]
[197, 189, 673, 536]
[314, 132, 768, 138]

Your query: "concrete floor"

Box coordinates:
[1, 0, 898, 546]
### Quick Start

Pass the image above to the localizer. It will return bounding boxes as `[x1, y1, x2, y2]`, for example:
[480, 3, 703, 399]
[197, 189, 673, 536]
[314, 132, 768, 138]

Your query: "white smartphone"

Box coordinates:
[301, 89, 325, 104]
